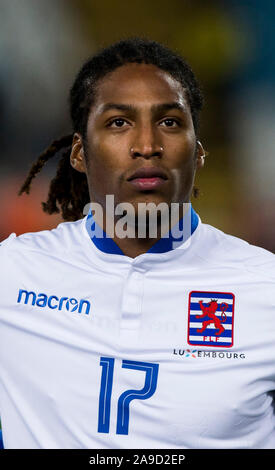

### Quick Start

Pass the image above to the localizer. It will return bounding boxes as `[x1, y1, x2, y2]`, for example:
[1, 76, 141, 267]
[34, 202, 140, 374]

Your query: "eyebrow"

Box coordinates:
[100, 102, 187, 114]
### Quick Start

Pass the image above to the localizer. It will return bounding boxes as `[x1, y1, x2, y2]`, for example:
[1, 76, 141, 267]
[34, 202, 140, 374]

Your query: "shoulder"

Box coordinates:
[0, 218, 86, 257]
[198, 222, 275, 280]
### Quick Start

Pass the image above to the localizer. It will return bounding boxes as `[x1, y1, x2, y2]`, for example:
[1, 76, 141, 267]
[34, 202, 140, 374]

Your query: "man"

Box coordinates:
[0, 38, 274, 449]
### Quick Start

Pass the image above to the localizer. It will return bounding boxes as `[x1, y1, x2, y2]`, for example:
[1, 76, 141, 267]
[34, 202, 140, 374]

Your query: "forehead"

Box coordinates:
[93, 63, 188, 109]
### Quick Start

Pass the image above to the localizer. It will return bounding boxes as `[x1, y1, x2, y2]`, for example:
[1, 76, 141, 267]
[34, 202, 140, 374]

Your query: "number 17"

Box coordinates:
[98, 357, 159, 435]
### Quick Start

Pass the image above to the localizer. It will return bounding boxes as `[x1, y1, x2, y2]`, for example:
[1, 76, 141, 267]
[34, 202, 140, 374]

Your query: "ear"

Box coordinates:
[70, 133, 86, 173]
[196, 140, 205, 170]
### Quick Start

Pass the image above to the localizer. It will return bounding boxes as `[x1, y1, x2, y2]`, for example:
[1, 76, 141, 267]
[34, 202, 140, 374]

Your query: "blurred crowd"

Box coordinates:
[0, 0, 274, 252]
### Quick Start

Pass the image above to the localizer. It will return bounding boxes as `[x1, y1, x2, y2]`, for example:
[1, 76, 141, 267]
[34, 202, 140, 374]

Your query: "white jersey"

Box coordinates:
[0, 212, 275, 449]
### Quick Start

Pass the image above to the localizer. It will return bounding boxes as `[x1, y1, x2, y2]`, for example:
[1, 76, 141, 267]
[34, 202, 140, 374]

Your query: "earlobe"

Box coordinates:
[70, 133, 86, 173]
[196, 140, 206, 170]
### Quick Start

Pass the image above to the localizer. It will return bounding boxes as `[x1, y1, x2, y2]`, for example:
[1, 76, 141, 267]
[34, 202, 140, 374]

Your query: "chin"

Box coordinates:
[130, 193, 172, 207]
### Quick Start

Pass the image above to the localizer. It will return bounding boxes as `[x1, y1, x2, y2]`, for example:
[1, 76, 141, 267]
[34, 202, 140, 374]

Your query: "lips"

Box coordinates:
[127, 167, 168, 181]
[127, 167, 168, 191]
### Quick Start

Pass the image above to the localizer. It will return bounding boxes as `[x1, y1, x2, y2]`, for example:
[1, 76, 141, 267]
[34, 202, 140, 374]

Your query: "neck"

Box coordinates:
[90, 203, 191, 258]
[111, 226, 164, 258]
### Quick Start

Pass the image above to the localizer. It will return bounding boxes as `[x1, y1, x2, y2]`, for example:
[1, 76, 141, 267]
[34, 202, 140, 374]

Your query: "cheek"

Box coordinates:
[170, 169, 181, 196]
[169, 135, 197, 171]
[87, 136, 129, 173]
[85, 140, 127, 198]
[168, 137, 197, 200]
[170, 165, 195, 201]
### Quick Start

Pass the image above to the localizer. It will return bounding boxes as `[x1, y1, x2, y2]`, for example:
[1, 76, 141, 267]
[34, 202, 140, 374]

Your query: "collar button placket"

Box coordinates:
[119, 265, 145, 343]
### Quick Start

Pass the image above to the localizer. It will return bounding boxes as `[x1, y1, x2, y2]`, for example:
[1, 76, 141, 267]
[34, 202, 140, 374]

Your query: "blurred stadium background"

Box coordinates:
[0, 0, 274, 252]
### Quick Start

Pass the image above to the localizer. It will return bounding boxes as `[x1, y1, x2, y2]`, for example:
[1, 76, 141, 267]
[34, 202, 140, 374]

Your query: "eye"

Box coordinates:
[107, 118, 129, 128]
[160, 118, 179, 128]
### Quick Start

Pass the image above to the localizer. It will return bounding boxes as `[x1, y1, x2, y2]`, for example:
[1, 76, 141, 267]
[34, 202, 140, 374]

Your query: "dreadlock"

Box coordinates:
[19, 37, 204, 221]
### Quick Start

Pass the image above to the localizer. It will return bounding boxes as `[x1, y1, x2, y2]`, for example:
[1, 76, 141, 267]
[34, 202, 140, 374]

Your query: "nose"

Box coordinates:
[130, 125, 163, 159]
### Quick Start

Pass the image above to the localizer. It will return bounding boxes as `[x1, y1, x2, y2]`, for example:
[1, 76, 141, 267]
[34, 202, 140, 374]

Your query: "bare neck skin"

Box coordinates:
[92, 202, 189, 258]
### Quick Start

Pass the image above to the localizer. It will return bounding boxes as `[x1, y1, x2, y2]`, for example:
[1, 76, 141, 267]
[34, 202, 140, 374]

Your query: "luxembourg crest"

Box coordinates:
[187, 291, 235, 348]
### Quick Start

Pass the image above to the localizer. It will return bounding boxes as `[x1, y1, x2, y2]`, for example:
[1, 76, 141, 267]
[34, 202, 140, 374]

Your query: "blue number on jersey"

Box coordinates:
[98, 357, 115, 434]
[98, 357, 159, 435]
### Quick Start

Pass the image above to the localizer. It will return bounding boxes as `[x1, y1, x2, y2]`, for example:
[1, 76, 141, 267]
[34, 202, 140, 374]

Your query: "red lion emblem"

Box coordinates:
[196, 300, 228, 336]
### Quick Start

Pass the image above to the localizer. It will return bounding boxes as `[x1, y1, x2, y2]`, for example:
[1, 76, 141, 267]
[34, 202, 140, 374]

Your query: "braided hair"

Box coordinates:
[19, 37, 204, 221]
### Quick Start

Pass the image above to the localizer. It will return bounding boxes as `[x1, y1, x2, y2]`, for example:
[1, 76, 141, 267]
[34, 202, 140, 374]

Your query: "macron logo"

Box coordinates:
[17, 289, 91, 315]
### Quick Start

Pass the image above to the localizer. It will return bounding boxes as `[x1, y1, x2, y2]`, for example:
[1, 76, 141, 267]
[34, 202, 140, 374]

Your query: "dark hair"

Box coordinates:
[19, 37, 204, 221]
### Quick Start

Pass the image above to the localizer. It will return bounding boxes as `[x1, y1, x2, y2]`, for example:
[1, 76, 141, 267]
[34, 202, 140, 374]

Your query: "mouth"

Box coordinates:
[127, 167, 168, 191]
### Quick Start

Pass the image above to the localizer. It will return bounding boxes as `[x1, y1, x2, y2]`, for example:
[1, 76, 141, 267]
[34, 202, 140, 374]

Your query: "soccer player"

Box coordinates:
[0, 38, 274, 449]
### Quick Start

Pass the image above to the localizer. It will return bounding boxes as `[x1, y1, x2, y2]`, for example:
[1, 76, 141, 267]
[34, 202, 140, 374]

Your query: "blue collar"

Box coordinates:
[85, 205, 199, 255]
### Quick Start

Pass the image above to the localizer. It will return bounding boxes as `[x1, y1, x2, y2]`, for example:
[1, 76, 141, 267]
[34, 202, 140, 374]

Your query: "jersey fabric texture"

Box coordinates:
[0, 211, 275, 449]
